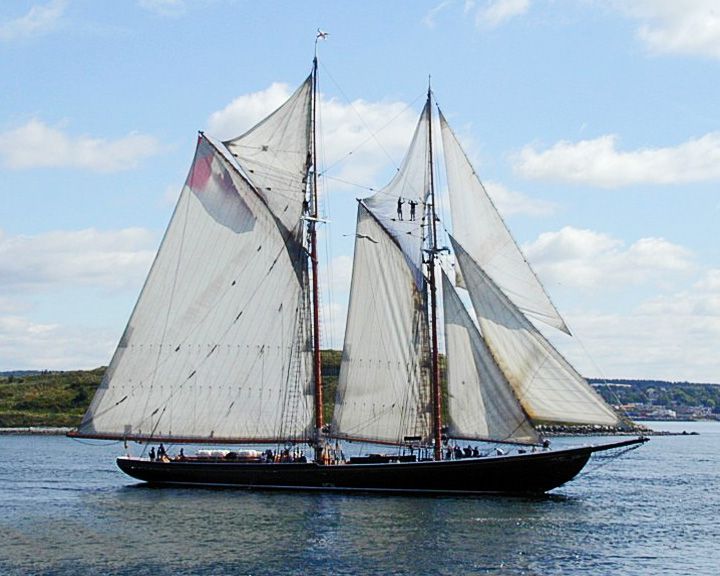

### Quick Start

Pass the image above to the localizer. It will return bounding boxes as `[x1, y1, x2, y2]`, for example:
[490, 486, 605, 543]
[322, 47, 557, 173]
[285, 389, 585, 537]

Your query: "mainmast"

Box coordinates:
[426, 84, 443, 461]
[309, 54, 324, 459]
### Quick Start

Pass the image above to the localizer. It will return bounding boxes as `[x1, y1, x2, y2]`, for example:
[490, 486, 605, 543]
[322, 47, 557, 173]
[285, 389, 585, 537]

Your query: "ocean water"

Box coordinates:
[1, 421, 718, 576]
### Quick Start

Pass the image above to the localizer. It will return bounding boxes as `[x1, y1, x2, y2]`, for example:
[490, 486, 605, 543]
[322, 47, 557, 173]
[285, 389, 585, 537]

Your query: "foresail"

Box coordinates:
[332, 203, 432, 445]
[76, 135, 314, 442]
[452, 238, 620, 427]
[440, 112, 570, 334]
[442, 273, 539, 444]
[224, 76, 312, 235]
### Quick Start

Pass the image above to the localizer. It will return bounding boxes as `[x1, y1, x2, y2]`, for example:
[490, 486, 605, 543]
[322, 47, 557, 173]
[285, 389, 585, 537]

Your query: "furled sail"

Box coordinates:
[332, 203, 432, 445]
[76, 99, 315, 442]
[442, 272, 539, 444]
[452, 238, 620, 427]
[440, 112, 570, 334]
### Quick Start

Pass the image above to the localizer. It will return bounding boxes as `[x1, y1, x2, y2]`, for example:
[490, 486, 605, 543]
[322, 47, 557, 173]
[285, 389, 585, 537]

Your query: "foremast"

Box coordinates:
[425, 84, 443, 461]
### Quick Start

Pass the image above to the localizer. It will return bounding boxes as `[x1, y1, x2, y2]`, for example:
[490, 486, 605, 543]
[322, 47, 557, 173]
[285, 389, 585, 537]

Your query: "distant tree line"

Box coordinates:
[590, 378, 720, 413]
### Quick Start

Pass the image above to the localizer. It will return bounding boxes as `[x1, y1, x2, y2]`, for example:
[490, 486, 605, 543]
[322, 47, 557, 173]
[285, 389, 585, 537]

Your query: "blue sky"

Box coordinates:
[1, 0, 718, 383]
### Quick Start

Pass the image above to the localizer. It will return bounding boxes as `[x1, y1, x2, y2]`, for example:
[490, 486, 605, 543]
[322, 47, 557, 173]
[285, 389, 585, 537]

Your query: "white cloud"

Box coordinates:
[0, 119, 163, 172]
[550, 300, 720, 382]
[515, 133, 720, 187]
[318, 254, 353, 349]
[138, 0, 186, 17]
[423, 0, 455, 28]
[524, 226, 694, 289]
[484, 180, 556, 216]
[0, 228, 156, 293]
[539, 262, 720, 382]
[613, 0, 720, 59]
[551, 267, 720, 382]
[0, 227, 156, 368]
[0, 315, 116, 370]
[475, 0, 530, 28]
[0, 296, 29, 314]
[0, 0, 66, 42]
[208, 84, 419, 192]
[207, 83, 293, 139]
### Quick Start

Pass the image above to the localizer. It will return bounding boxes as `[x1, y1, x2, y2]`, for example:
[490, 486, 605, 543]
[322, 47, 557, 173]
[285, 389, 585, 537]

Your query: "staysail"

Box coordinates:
[332, 203, 432, 445]
[440, 111, 570, 334]
[442, 272, 539, 444]
[76, 81, 316, 443]
[452, 238, 620, 427]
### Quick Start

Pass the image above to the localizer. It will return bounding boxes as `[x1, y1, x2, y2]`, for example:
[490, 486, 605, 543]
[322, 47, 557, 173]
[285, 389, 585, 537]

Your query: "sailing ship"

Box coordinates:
[69, 56, 646, 494]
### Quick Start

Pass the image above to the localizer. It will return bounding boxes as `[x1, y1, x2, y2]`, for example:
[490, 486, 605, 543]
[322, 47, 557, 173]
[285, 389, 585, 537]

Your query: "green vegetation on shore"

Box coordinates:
[0, 368, 103, 427]
[589, 378, 720, 412]
[1, 354, 718, 428]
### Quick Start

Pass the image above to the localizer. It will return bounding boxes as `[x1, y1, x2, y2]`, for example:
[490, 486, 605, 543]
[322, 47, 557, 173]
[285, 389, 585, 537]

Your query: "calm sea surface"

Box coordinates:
[1, 421, 718, 576]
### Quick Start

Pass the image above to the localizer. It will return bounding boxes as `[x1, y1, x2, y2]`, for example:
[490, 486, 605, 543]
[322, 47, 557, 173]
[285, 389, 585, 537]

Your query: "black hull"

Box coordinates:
[116, 437, 646, 495]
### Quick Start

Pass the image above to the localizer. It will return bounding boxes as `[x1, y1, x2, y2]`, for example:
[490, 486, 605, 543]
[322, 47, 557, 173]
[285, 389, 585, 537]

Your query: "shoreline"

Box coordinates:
[0, 427, 73, 435]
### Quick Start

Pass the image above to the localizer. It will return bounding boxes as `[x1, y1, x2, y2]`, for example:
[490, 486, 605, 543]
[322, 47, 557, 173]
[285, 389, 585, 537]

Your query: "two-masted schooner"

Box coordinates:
[69, 55, 646, 494]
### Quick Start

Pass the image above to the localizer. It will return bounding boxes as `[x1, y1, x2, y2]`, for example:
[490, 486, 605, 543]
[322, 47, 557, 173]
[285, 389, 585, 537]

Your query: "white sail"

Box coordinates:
[442, 272, 539, 444]
[440, 112, 570, 334]
[452, 238, 620, 427]
[363, 100, 430, 280]
[77, 134, 314, 442]
[224, 76, 312, 235]
[332, 203, 432, 444]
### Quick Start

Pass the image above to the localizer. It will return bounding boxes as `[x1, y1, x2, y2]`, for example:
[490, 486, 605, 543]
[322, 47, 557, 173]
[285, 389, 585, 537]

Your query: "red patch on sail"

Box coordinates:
[187, 153, 213, 191]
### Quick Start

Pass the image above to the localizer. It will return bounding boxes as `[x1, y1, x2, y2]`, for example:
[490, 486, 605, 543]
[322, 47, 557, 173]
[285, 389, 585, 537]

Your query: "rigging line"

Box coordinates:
[314, 85, 336, 352]
[69, 437, 124, 446]
[322, 173, 377, 193]
[575, 442, 644, 479]
[569, 328, 633, 421]
[317, 60, 424, 176]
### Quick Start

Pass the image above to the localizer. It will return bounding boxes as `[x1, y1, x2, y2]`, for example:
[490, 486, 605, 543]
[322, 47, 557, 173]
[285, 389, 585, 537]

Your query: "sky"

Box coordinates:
[0, 0, 718, 383]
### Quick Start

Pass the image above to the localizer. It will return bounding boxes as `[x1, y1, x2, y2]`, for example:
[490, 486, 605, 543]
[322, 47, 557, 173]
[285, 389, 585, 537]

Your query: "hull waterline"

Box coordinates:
[116, 437, 646, 495]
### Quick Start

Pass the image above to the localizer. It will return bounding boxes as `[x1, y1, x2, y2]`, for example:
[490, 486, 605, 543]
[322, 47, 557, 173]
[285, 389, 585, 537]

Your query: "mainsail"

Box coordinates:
[76, 76, 316, 443]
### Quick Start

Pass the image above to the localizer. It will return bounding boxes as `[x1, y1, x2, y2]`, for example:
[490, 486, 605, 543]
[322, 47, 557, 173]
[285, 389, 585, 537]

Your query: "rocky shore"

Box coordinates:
[0, 427, 73, 435]
[538, 423, 699, 437]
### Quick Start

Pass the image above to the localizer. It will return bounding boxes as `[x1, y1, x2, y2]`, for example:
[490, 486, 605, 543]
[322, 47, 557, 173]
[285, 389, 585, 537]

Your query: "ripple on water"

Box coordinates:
[1, 428, 719, 576]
